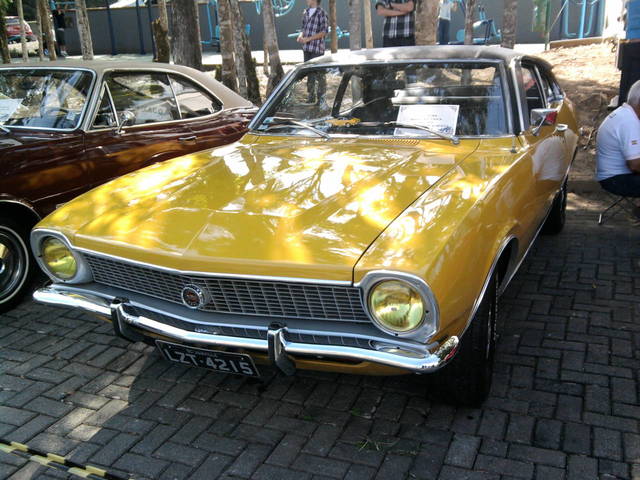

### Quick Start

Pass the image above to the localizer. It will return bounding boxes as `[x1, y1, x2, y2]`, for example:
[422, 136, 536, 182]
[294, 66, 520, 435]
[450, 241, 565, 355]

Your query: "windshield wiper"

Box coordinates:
[362, 121, 460, 145]
[260, 116, 330, 139]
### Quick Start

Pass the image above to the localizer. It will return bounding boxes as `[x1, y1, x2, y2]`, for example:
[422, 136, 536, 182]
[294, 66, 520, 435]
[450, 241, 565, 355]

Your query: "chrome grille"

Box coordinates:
[131, 306, 373, 349]
[85, 254, 369, 323]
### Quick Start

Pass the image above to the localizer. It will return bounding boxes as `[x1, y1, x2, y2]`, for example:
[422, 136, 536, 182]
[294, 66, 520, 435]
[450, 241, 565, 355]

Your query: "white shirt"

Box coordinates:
[439, 0, 453, 20]
[596, 103, 640, 181]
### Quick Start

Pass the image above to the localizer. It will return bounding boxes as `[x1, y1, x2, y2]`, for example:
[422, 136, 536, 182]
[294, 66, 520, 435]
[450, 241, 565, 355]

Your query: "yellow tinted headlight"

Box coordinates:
[41, 237, 77, 280]
[368, 280, 425, 333]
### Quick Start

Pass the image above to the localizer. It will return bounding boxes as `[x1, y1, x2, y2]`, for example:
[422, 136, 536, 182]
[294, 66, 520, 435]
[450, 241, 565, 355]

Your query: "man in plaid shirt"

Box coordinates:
[297, 0, 328, 102]
[375, 0, 415, 47]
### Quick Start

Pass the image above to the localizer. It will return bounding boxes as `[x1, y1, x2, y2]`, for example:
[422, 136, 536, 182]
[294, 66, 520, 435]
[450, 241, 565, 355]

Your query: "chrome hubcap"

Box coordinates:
[0, 230, 26, 302]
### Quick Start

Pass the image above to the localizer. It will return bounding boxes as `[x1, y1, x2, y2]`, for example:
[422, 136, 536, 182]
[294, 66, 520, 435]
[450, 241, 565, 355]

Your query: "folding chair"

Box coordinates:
[598, 194, 639, 224]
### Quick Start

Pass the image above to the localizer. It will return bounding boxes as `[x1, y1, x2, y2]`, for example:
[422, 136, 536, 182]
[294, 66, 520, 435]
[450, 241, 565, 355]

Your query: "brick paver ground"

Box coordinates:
[1, 191, 638, 480]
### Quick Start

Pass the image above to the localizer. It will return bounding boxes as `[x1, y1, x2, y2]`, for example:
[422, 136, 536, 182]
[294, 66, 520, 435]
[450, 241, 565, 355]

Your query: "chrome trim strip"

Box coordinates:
[32, 286, 459, 373]
[30, 228, 352, 286]
[0, 67, 97, 133]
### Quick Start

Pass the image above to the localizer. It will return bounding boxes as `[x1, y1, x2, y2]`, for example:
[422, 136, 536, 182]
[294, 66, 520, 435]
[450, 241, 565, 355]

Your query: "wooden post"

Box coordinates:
[75, 0, 94, 60]
[349, 0, 362, 50]
[415, 0, 438, 45]
[17, 0, 29, 62]
[329, 0, 337, 53]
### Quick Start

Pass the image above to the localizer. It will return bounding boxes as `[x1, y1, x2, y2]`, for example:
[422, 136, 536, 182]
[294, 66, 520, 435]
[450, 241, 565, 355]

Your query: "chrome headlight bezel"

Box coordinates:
[358, 271, 439, 343]
[30, 229, 93, 284]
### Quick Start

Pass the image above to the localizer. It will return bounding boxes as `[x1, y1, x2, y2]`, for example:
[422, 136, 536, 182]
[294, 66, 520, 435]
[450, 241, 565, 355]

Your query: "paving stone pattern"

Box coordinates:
[1, 192, 639, 480]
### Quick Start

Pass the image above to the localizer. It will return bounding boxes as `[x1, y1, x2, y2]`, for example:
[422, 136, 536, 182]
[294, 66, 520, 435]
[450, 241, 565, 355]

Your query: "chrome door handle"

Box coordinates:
[555, 124, 568, 132]
[179, 135, 197, 143]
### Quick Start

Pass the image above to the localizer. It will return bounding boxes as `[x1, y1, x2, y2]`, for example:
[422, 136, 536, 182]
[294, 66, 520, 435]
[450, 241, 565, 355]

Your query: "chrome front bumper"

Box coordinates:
[33, 286, 459, 374]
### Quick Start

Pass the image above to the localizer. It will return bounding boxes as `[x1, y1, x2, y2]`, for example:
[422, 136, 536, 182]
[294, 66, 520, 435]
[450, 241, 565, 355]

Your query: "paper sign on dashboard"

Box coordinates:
[0, 99, 23, 122]
[394, 104, 460, 137]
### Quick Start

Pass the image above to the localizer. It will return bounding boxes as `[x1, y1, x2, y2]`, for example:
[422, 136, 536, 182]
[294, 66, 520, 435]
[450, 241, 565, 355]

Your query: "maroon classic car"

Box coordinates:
[0, 61, 255, 312]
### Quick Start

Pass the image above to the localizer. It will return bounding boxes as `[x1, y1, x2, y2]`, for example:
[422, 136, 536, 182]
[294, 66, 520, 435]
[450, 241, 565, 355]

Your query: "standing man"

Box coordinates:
[297, 0, 328, 102]
[375, 0, 415, 47]
[438, 0, 457, 45]
[50, 0, 68, 57]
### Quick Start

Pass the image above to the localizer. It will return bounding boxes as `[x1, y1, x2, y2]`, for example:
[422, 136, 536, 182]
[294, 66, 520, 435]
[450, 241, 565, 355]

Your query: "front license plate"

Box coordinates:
[156, 341, 260, 377]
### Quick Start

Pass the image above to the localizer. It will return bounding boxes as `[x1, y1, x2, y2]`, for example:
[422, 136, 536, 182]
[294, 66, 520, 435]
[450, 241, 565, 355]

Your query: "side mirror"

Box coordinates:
[530, 108, 558, 136]
[116, 110, 135, 133]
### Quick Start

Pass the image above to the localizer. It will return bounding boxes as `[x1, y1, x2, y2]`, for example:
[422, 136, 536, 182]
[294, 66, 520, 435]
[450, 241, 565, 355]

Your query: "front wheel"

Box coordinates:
[426, 274, 498, 406]
[0, 217, 34, 314]
[542, 180, 567, 235]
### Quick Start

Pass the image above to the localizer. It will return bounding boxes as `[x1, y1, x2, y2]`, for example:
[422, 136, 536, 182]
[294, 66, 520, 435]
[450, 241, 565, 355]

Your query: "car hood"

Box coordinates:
[40, 134, 479, 282]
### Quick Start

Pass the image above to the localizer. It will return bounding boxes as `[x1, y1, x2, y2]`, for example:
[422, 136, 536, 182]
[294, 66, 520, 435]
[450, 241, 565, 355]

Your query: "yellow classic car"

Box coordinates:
[31, 46, 578, 406]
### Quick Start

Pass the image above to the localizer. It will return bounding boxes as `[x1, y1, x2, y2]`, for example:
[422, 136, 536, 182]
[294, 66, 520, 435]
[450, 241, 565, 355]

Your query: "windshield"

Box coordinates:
[253, 62, 509, 138]
[0, 69, 93, 130]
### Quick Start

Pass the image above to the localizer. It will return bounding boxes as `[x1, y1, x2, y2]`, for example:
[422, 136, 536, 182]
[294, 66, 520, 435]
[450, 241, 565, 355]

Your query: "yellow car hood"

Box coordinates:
[41, 135, 479, 282]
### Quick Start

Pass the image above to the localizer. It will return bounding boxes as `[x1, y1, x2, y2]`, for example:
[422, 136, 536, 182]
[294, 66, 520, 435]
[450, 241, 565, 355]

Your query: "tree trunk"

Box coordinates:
[329, 0, 337, 53]
[0, 14, 9, 64]
[218, 0, 237, 91]
[230, 0, 260, 104]
[464, 0, 476, 45]
[415, 0, 439, 45]
[38, 0, 57, 60]
[349, 0, 362, 50]
[501, 0, 517, 48]
[17, 0, 29, 62]
[35, 5, 45, 60]
[171, 0, 203, 70]
[152, 19, 170, 62]
[262, 0, 284, 95]
[75, 0, 94, 60]
[363, 0, 373, 48]
[229, 0, 248, 98]
[158, 0, 169, 31]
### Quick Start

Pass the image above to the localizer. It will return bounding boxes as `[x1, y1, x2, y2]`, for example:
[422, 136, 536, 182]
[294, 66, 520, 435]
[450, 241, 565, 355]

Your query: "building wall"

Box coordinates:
[62, 0, 606, 56]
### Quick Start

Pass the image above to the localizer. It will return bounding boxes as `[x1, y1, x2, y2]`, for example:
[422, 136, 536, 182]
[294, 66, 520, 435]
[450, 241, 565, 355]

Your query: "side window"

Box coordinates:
[106, 72, 180, 125]
[92, 86, 117, 128]
[169, 75, 221, 119]
[539, 68, 564, 104]
[521, 65, 545, 123]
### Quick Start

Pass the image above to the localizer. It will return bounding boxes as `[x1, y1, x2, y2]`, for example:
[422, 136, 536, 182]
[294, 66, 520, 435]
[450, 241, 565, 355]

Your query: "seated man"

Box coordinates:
[596, 80, 640, 197]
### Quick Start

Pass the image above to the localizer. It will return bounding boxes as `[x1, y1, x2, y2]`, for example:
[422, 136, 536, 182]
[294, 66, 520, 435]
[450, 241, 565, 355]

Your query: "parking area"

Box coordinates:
[1, 190, 639, 480]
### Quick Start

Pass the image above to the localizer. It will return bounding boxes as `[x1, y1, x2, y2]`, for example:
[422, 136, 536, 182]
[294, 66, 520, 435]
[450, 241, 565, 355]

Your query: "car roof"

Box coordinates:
[0, 61, 254, 109]
[306, 45, 552, 70]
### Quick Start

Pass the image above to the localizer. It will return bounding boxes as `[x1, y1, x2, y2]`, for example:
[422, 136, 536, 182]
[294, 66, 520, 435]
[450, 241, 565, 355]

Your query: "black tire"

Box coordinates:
[542, 180, 567, 235]
[427, 274, 498, 406]
[0, 217, 35, 314]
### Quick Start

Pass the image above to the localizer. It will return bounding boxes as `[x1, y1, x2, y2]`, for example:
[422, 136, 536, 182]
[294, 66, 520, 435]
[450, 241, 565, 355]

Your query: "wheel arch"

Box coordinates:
[0, 198, 42, 229]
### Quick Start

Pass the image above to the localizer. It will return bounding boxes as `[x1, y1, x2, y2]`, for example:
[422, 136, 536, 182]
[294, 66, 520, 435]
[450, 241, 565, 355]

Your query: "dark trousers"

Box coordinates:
[303, 50, 326, 102]
[382, 35, 415, 47]
[438, 19, 450, 45]
[600, 174, 640, 198]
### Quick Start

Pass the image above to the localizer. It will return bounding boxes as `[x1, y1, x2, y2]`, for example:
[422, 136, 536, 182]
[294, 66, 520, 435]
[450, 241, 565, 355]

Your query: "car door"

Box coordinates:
[518, 62, 568, 229]
[168, 73, 249, 152]
[83, 71, 195, 189]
